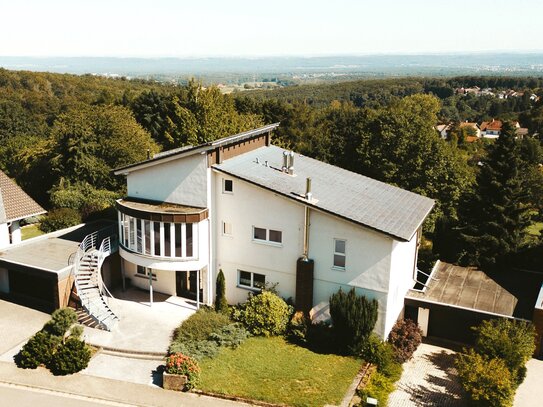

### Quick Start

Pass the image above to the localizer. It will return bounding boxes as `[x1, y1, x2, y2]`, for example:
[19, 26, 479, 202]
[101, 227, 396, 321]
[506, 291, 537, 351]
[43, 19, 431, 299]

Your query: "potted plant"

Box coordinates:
[163, 353, 200, 391]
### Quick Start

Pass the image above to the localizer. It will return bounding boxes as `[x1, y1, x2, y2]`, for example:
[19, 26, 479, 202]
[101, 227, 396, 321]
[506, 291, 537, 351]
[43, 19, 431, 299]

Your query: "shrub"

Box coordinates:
[361, 334, 403, 382]
[388, 319, 423, 363]
[48, 337, 91, 376]
[39, 208, 82, 233]
[236, 291, 291, 336]
[472, 319, 535, 386]
[455, 348, 514, 407]
[329, 288, 378, 354]
[306, 321, 336, 353]
[215, 270, 228, 314]
[287, 311, 309, 344]
[44, 308, 78, 337]
[165, 353, 201, 390]
[357, 370, 396, 407]
[209, 323, 250, 348]
[16, 331, 61, 369]
[169, 340, 220, 361]
[172, 308, 230, 342]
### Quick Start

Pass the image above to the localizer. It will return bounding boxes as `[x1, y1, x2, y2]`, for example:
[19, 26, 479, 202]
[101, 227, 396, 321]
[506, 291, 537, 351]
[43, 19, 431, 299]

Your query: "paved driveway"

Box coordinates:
[388, 342, 465, 407]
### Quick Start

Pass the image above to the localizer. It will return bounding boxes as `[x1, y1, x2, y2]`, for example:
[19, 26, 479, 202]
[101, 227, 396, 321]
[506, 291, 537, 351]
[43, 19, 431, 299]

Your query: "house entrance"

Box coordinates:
[176, 270, 202, 301]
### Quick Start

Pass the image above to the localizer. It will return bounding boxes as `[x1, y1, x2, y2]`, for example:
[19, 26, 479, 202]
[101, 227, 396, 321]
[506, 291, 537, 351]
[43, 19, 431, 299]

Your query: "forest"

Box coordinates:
[1, 68, 543, 269]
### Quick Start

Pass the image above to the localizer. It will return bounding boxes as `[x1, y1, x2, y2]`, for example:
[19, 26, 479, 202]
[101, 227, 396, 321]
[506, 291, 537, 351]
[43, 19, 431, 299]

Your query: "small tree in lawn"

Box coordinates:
[329, 287, 378, 354]
[215, 270, 228, 313]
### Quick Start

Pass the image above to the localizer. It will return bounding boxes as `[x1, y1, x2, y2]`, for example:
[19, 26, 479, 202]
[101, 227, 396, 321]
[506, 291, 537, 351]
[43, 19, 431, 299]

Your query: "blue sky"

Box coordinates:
[2, 0, 542, 57]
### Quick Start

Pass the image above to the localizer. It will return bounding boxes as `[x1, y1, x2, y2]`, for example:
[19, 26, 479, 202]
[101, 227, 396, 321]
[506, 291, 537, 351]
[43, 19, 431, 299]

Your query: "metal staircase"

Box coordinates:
[72, 227, 119, 331]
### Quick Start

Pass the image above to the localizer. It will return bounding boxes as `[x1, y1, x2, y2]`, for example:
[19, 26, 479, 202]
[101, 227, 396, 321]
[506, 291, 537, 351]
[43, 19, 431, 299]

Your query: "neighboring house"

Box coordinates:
[435, 124, 451, 139]
[459, 121, 481, 138]
[113, 124, 434, 338]
[480, 119, 503, 138]
[0, 170, 46, 249]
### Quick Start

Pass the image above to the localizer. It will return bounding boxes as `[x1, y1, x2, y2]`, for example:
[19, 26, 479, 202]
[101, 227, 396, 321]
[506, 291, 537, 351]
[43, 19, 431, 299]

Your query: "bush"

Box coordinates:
[209, 323, 250, 348]
[39, 208, 82, 233]
[329, 288, 378, 354]
[472, 319, 535, 386]
[357, 370, 396, 407]
[48, 338, 91, 375]
[360, 334, 403, 382]
[215, 270, 228, 314]
[172, 308, 230, 342]
[455, 349, 514, 407]
[165, 353, 200, 390]
[287, 311, 309, 344]
[235, 291, 291, 336]
[16, 331, 61, 369]
[44, 308, 78, 337]
[169, 340, 220, 361]
[388, 319, 423, 363]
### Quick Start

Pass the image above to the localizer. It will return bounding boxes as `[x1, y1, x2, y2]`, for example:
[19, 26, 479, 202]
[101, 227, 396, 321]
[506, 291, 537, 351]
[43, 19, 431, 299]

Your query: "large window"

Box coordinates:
[252, 226, 282, 245]
[238, 270, 265, 290]
[119, 212, 197, 259]
[333, 239, 346, 269]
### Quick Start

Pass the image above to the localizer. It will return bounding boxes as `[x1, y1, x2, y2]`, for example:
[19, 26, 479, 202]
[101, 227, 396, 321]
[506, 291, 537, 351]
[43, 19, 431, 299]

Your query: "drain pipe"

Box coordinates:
[302, 178, 311, 260]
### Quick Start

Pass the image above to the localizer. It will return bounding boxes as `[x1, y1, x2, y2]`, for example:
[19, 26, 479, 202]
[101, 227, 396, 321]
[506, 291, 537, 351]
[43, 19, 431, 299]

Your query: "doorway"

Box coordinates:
[175, 270, 202, 301]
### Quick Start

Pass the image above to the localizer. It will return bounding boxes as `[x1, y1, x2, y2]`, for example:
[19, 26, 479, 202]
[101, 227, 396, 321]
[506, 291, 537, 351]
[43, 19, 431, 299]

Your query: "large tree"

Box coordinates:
[459, 122, 532, 266]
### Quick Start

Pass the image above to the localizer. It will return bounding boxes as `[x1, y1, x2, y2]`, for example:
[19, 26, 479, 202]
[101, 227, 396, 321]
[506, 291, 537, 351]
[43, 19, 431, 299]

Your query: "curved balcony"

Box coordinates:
[116, 199, 208, 263]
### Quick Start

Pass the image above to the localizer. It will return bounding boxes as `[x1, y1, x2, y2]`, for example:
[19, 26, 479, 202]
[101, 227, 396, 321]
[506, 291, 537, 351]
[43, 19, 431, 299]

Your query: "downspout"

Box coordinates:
[302, 177, 312, 259]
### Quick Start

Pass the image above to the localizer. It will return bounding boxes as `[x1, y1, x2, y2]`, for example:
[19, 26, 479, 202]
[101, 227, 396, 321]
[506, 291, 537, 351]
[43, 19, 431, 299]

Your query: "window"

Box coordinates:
[333, 239, 346, 269]
[175, 223, 182, 257]
[186, 223, 193, 257]
[153, 222, 161, 256]
[238, 270, 266, 290]
[136, 265, 146, 275]
[222, 221, 233, 236]
[164, 222, 171, 257]
[252, 227, 282, 245]
[223, 179, 233, 193]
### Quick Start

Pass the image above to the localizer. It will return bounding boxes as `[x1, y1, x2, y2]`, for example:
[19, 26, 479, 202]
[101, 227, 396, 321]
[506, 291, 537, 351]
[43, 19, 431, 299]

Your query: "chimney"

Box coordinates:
[288, 151, 295, 175]
[305, 177, 312, 201]
[282, 151, 288, 172]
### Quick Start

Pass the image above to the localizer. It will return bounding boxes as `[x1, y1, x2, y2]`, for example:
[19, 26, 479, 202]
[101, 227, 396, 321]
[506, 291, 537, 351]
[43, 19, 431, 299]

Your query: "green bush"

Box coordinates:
[172, 308, 230, 342]
[235, 291, 291, 336]
[209, 323, 249, 348]
[388, 319, 423, 363]
[455, 348, 514, 407]
[39, 208, 82, 233]
[169, 340, 220, 361]
[50, 183, 117, 220]
[287, 311, 309, 344]
[472, 319, 535, 386]
[329, 288, 378, 354]
[360, 334, 403, 382]
[357, 370, 396, 407]
[215, 270, 228, 314]
[44, 308, 78, 337]
[16, 331, 61, 369]
[48, 337, 91, 376]
[165, 353, 200, 390]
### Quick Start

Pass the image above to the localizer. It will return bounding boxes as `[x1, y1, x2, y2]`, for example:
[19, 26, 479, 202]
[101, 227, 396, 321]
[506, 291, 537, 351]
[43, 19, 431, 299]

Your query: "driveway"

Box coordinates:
[388, 341, 465, 407]
[515, 357, 543, 406]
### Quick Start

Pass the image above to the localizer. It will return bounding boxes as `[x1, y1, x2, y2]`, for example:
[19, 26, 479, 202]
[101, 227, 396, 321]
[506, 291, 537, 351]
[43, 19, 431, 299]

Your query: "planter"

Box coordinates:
[163, 371, 188, 391]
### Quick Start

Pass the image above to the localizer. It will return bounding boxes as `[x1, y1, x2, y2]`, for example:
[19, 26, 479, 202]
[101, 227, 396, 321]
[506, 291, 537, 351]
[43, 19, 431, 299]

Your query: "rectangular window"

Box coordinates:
[222, 221, 232, 236]
[186, 223, 193, 257]
[164, 222, 171, 257]
[333, 239, 346, 269]
[136, 219, 142, 253]
[238, 270, 266, 290]
[144, 220, 151, 255]
[153, 222, 161, 256]
[223, 178, 233, 193]
[136, 265, 146, 275]
[175, 223, 182, 257]
[253, 227, 282, 244]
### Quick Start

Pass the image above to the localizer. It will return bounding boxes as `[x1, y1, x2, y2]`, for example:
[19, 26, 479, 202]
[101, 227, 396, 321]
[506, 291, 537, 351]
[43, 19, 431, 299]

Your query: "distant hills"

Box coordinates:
[1, 53, 543, 83]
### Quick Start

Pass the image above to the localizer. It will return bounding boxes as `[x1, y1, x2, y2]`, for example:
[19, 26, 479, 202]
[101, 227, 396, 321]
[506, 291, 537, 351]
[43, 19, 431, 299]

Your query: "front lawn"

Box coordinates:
[21, 224, 45, 240]
[198, 336, 361, 407]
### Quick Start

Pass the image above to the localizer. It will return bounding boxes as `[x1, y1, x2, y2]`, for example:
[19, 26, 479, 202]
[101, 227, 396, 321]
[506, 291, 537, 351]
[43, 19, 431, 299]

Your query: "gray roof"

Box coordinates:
[214, 145, 434, 241]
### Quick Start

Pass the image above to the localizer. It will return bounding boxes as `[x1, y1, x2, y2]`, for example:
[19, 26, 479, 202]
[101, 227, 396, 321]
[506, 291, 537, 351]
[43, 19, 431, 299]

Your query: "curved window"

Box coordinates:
[119, 212, 198, 259]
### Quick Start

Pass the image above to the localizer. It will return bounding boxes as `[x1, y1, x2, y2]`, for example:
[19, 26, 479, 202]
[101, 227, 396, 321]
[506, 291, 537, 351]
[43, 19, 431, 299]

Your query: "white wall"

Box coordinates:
[0, 223, 9, 249]
[122, 259, 176, 296]
[9, 221, 21, 245]
[127, 154, 208, 207]
[384, 234, 418, 337]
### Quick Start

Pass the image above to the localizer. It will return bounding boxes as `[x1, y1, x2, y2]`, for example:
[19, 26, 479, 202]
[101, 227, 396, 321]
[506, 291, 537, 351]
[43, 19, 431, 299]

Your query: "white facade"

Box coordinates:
[0, 220, 22, 249]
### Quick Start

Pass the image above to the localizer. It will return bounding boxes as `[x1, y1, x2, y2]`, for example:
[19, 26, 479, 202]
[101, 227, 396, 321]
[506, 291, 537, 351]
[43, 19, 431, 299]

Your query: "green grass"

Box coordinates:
[21, 224, 45, 240]
[198, 336, 361, 407]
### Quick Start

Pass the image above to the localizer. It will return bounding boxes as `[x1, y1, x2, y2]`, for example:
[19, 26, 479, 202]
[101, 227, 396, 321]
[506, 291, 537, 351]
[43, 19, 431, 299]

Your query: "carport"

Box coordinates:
[405, 262, 543, 344]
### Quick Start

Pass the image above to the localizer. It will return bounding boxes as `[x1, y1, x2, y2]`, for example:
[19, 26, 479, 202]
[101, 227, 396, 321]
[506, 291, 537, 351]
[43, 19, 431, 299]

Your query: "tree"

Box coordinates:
[459, 122, 532, 266]
[215, 270, 228, 313]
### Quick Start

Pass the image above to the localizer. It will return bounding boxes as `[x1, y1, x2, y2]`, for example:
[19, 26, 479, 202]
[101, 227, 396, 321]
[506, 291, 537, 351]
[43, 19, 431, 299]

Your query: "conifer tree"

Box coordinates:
[215, 270, 228, 313]
[460, 121, 531, 267]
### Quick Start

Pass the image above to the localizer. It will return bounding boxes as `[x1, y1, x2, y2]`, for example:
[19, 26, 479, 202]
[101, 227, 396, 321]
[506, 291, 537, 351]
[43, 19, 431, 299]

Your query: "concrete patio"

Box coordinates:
[83, 287, 195, 354]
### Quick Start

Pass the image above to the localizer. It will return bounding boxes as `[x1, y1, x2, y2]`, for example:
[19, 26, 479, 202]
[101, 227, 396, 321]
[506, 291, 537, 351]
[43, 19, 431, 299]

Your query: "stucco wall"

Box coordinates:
[122, 259, 176, 296]
[126, 154, 208, 207]
[0, 223, 10, 249]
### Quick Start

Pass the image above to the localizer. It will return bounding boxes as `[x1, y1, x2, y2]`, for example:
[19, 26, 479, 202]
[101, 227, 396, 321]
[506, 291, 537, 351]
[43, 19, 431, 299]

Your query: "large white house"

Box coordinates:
[113, 124, 434, 338]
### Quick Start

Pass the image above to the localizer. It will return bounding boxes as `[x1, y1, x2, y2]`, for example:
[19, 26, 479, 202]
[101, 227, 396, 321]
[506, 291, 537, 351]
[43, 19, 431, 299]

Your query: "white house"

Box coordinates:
[113, 124, 434, 338]
[0, 170, 46, 249]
